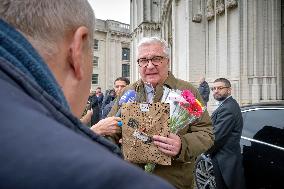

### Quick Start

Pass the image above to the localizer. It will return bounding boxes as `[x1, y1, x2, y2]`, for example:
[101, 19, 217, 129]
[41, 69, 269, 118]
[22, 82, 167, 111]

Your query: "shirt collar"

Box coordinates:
[144, 83, 154, 94]
[216, 95, 231, 107]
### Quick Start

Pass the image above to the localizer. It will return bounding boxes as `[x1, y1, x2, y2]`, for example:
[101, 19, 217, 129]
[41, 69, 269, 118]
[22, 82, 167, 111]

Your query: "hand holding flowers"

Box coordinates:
[145, 87, 205, 173]
[153, 133, 181, 157]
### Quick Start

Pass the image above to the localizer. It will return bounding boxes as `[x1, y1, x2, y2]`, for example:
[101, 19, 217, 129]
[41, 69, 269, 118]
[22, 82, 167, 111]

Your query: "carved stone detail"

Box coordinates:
[216, 0, 225, 15]
[132, 22, 161, 36]
[206, 0, 214, 21]
[226, 0, 238, 9]
[192, 13, 202, 23]
[192, 0, 202, 23]
[206, 0, 238, 22]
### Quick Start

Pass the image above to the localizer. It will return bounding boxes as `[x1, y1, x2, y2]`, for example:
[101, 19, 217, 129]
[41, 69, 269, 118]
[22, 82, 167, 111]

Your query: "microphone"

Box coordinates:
[115, 90, 137, 119]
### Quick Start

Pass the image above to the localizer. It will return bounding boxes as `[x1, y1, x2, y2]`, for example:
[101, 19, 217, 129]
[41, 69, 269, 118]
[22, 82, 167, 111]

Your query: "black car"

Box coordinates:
[195, 102, 284, 189]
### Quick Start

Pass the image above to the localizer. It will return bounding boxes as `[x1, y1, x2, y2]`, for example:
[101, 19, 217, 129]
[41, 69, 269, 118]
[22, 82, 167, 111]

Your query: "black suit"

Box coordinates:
[208, 96, 246, 189]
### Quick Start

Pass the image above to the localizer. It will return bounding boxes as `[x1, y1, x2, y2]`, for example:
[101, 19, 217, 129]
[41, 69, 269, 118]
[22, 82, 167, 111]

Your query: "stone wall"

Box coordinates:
[130, 0, 283, 110]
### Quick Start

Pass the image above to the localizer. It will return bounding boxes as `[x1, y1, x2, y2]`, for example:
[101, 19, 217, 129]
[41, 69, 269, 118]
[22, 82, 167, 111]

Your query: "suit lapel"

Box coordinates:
[153, 84, 164, 102]
[211, 96, 232, 121]
[211, 109, 218, 123]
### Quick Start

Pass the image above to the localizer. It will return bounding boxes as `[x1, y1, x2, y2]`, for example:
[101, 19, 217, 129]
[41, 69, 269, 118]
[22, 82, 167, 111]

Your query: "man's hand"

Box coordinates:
[153, 133, 181, 157]
[80, 109, 93, 124]
[90, 117, 122, 136]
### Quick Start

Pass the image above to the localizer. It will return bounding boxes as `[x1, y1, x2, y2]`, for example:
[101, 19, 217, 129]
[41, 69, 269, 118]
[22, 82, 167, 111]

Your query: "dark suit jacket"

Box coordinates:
[208, 96, 246, 189]
[90, 94, 104, 125]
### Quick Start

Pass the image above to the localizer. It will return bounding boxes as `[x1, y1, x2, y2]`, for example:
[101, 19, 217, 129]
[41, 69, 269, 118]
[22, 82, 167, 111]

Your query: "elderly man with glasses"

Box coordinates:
[207, 78, 246, 189]
[108, 37, 214, 189]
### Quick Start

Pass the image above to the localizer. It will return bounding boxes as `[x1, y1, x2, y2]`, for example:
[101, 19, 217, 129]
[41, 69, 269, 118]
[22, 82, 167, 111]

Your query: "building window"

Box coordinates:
[122, 48, 130, 60]
[93, 56, 99, 67]
[94, 39, 99, 50]
[92, 74, 98, 84]
[122, 64, 130, 77]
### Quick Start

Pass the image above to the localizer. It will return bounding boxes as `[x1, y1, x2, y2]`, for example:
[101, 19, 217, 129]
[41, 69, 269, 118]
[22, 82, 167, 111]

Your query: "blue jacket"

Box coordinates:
[0, 19, 174, 189]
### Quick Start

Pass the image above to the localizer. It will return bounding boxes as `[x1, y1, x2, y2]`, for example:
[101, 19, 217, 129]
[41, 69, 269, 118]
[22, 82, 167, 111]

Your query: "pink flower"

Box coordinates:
[181, 90, 196, 104]
[180, 90, 203, 117]
[187, 100, 203, 117]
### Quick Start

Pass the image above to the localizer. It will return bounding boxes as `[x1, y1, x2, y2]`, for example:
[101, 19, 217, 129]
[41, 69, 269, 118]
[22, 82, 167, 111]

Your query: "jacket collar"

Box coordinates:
[0, 19, 69, 109]
[211, 96, 232, 117]
[134, 72, 177, 103]
[0, 19, 123, 156]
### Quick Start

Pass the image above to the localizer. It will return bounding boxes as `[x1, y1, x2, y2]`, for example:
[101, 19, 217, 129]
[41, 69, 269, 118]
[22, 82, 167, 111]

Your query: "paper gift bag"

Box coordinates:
[121, 102, 171, 165]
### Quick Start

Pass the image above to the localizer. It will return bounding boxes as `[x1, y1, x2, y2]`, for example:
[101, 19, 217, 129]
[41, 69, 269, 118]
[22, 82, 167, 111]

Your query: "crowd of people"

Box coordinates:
[84, 76, 130, 124]
[0, 1, 245, 189]
[80, 77, 130, 138]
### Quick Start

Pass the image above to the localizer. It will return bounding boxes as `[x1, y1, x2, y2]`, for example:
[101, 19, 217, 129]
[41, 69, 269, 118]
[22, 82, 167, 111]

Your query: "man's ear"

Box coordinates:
[166, 58, 170, 67]
[69, 26, 89, 80]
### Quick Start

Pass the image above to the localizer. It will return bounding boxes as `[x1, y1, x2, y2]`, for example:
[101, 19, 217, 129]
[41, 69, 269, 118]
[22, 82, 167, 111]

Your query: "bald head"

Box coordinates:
[0, 0, 95, 57]
[0, 0, 96, 117]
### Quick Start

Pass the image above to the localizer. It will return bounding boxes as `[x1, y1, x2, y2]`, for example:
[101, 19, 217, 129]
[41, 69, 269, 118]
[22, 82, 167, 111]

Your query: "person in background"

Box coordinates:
[102, 89, 116, 111]
[82, 77, 130, 136]
[87, 90, 95, 105]
[103, 89, 110, 99]
[96, 86, 104, 106]
[80, 106, 122, 137]
[108, 37, 214, 189]
[0, 1, 175, 188]
[90, 86, 104, 125]
[80, 90, 94, 126]
[102, 77, 130, 119]
[207, 78, 246, 189]
[82, 84, 127, 136]
[198, 76, 210, 106]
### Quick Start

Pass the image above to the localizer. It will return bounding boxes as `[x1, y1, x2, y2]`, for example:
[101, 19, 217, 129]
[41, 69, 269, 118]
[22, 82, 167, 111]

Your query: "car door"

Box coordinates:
[241, 108, 284, 189]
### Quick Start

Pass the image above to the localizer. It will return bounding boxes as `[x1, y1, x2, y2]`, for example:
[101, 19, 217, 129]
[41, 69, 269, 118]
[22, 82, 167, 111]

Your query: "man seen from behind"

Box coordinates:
[0, 1, 175, 188]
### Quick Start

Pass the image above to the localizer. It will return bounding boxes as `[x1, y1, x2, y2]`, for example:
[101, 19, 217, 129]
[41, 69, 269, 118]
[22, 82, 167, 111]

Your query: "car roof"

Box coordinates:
[241, 101, 284, 111]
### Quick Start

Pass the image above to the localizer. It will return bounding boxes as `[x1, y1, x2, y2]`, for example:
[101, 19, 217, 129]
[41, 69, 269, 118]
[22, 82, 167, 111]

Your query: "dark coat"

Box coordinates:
[0, 19, 175, 189]
[90, 94, 104, 125]
[198, 81, 210, 104]
[209, 96, 246, 189]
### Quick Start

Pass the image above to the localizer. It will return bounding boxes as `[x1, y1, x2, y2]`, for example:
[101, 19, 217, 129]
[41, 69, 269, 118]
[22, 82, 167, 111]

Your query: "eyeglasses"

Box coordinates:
[210, 86, 230, 91]
[137, 56, 166, 67]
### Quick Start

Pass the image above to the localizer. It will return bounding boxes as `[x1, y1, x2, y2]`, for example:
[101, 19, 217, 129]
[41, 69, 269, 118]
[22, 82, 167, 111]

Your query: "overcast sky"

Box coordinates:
[88, 0, 130, 24]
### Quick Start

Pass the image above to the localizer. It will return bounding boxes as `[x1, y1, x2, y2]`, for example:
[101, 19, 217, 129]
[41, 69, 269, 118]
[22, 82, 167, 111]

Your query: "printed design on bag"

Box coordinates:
[139, 103, 150, 112]
[127, 118, 139, 129]
[133, 130, 153, 144]
[121, 102, 171, 165]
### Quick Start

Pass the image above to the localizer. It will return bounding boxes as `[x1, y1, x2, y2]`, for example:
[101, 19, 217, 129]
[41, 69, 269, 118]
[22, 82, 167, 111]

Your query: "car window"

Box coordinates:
[242, 109, 284, 148]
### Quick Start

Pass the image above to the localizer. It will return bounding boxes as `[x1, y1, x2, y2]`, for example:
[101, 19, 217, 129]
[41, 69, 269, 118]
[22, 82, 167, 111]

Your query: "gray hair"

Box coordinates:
[0, 0, 95, 56]
[137, 37, 170, 57]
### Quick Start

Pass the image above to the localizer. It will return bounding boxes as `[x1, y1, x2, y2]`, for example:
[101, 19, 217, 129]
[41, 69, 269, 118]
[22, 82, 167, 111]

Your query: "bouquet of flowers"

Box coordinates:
[145, 86, 206, 172]
[164, 87, 205, 134]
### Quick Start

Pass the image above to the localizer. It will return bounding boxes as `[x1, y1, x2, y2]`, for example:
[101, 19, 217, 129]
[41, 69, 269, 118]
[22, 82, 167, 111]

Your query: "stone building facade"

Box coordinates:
[91, 19, 131, 92]
[130, 0, 283, 110]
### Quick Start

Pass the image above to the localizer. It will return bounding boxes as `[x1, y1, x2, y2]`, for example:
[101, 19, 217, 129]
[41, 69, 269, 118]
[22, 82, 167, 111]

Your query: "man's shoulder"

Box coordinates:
[104, 100, 115, 109]
[166, 73, 197, 90]
[176, 79, 199, 94]
[0, 104, 174, 188]
[221, 97, 241, 111]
